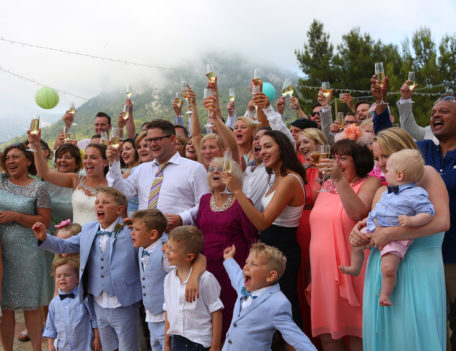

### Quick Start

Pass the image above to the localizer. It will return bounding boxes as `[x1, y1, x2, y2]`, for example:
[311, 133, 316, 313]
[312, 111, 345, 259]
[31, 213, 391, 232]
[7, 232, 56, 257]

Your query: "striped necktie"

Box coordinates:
[147, 162, 169, 209]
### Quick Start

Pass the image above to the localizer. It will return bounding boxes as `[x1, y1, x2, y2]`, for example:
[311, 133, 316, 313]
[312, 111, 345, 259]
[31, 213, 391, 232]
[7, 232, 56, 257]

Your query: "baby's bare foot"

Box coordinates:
[379, 293, 392, 306]
[339, 264, 361, 276]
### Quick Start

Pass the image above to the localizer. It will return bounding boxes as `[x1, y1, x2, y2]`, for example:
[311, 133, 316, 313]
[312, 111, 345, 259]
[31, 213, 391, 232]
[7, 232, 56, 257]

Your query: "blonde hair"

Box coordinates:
[135, 131, 147, 149]
[132, 209, 167, 235]
[250, 242, 286, 283]
[375, 127, 418, 156]
[96, 187, 127, 207]
[388, 149, 425, 183]
[52, 256, 80, 277]
[207, 158, 243, 191]
[57, 223, 81, 237]
[201, 134, 225, 152]
[168, 225, 204, 257]
[299, 128, 327, 146]
[236, 116, 257, 134]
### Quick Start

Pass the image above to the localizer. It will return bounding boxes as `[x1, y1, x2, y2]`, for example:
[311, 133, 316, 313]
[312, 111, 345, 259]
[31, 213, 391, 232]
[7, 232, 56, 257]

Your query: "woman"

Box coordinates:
[121, 138, 140, 178]
[0, 142, 51, 351]
[355, 127, 448, 351]
[175, 134, 187, 157]
[200, 134, 225, 170]
[29, 131, 108, 225]
[223, 130, 306, 326]
[309, 139, 380, 351]
[136, 131, 154, 163]
[234, 116, 256, 168]
[295, 128, 327, 338]
[179, 157, 258, 337]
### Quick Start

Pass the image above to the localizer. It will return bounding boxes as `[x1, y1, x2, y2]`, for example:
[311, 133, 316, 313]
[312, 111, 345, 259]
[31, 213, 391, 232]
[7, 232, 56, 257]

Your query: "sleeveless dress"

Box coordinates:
[363, 233, 446, 350]
[260, 173, 305, 326]
[72, 174, 97, 225]
[196, 193, 258, 338]
[0, 174, 51, 310]
[309, 179, 367, 339]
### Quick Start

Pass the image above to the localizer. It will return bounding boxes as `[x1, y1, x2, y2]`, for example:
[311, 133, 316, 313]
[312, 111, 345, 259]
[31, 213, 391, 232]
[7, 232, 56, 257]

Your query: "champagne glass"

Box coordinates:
[337, 112, 345, 131]
[206, 64, 216, 83]
[175, 92, 183, 109]
[26, 115, 40, 152]
[251, 68, 262, 124]
[318, 145, 332, 192]
[407, 71, 416, 90]
[68, 103, 78, 126]
[221, 150, 233, 195]
[110, 128, 121, 149]
[100, 132, 109, 146]
[321, 82, 331, 97]
[375, 62, 388, 105]
[229, 88, 235, 102]
[122, 104, 130, 121]
[180, 80, 192, 115]
[126, 85, 132, 100]
[282, 79, 293, 98]
[123, 85, 133, 119]
[63, 126, 71, 143]
[203, 88, 214, 133]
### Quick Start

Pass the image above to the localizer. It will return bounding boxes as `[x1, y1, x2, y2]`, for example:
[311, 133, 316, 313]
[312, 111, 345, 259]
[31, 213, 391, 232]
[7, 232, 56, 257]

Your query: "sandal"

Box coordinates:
[17, 329, 30, 342]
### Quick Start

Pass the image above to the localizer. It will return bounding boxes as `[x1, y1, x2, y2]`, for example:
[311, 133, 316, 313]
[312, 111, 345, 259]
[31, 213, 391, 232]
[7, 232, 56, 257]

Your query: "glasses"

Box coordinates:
[208, 165, 224, 172]
[345, 121, 360, 126]
[433, 96, 456, 106]
[310, 112, 320, 117]
[145, 135, 172, 144]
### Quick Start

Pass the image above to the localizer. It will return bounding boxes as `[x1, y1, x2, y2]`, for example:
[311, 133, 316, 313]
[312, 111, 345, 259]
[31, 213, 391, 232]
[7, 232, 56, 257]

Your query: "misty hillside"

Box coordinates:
[1, 54, 299, 148]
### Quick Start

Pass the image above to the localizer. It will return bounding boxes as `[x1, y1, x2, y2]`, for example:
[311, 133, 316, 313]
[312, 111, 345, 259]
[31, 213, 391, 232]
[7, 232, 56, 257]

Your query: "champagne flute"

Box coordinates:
[375, 62, 388, 105]
[318, 145, 331, 192]
[221, 150, 233, 195]
[180, 80, 192, 115]
[206, 64, 216, 83]
[204, 88, 214, 133]
[68, 103, 78, 126]
[251, 68, 262, 123]
[26, 115, 40, 152]
[122, 104, 130, 121]
[110, 128, 121, 149]
[175, 92, 183, 109]
[282, 79, 293, 98]
[100, 132, 109, 146]
[337, 112, 345, 131]
[321, 82, 331, 97]
[123, 85, 133, 119]
[229, 88, 235, 102]
[126, 85, 132, 99]
[63, 126, 71, 143]
[407, 71, 416, 90]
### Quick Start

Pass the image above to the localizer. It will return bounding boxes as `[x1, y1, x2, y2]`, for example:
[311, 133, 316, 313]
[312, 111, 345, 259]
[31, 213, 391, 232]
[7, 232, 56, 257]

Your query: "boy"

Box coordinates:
[164, 225, 223, 351]
[222, 243, 316, 351]
[33, 187, 142, 351]
[340, 149, 434, 306]
[43, 256, 100, 351]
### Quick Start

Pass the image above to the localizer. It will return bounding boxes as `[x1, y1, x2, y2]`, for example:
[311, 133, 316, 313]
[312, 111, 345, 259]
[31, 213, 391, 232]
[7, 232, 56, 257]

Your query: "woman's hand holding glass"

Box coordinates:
[251, 91, 270, 110]
[27, 128, 42, 150]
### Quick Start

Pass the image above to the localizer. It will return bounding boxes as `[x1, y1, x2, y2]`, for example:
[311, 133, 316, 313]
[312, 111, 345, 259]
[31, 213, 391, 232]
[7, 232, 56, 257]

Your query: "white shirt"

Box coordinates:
[243, 163, 273, 211]
[164, 269, 223, 348]
[77, 138, 91, 150]
[95, 221, 122, 309]
[142, 241, 172, 323]
[262, 105, 296, 150]
[107, 152, 209, 218]
[240, 286, 269, 310]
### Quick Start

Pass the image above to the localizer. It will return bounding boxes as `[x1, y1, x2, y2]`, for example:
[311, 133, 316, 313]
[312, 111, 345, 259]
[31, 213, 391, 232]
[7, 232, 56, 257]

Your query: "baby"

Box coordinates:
[340, 149, 435, 306]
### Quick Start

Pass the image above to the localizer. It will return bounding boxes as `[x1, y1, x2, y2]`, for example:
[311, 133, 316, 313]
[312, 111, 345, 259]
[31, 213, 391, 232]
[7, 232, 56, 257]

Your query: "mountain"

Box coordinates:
[0, 54, 298, 149]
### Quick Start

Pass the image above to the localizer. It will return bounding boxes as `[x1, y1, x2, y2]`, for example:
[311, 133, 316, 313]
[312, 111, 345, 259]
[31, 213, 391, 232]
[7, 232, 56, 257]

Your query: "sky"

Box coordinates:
[1, 0, 455, 135]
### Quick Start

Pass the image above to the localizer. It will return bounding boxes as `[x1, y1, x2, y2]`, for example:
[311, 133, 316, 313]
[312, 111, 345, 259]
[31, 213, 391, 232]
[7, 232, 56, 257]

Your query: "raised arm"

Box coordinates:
[27, 130, 76, 189]
[186, 86, 202, 163]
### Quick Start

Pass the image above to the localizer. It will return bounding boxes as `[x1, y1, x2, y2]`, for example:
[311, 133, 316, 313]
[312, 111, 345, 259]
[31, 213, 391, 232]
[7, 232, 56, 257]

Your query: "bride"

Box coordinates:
[28, 130, 108, 225]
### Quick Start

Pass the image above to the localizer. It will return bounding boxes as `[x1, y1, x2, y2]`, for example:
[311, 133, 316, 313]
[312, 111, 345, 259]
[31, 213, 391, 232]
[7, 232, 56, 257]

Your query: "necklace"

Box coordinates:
[210, 194, 233, 212]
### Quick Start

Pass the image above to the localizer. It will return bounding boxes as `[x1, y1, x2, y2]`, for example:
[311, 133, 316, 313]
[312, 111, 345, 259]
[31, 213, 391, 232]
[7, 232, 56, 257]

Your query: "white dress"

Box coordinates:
[71, 174, 97, 225]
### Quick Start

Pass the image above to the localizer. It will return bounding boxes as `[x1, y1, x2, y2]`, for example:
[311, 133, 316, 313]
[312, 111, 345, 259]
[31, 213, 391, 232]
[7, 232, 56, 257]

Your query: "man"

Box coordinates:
[106, 119, 208, 221]
[289, 119, 318, 148]
[355, 101, 370, 122]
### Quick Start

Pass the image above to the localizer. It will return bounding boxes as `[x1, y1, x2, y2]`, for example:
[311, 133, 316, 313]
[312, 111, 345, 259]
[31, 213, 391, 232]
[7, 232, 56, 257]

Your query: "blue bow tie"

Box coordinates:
[96, 230, 112, 237]
[142, 250, 150, 258]
[387, 186, 400, 194]
[59, 292, 75, 300]
[241, 286, 257, 299]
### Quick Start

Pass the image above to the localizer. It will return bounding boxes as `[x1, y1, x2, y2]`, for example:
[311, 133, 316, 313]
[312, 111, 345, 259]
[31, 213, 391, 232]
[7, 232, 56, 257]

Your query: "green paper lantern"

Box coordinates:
[35, 86, 59, 109]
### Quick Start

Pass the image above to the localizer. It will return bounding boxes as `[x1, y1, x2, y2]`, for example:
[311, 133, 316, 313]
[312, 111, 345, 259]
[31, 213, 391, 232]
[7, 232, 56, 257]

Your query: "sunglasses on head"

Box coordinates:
[433, 95, 456, 106]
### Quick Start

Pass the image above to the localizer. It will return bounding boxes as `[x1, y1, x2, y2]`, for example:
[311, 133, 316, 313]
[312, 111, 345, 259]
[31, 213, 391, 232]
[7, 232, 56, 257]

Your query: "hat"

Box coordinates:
[290, 118, 318, 130]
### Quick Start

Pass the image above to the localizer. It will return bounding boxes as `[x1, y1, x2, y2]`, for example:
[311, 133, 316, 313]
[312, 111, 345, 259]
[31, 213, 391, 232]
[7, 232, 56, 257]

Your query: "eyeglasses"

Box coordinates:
[310, 112, 320, 117]
[208, 165, 224, 172]
[433, 96, 456, 106]
[345, 121, 360, 126]
[145, 135, 172, 144]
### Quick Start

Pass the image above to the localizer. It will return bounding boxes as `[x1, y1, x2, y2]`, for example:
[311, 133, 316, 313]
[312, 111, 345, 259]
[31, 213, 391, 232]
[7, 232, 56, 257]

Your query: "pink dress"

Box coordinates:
[196, 193, 258, 337]
[309, 179, 368, 339]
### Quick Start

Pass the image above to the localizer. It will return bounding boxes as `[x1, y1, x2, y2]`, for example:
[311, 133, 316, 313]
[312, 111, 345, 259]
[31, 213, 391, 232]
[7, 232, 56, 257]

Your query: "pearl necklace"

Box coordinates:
[210, 194, 233, 212]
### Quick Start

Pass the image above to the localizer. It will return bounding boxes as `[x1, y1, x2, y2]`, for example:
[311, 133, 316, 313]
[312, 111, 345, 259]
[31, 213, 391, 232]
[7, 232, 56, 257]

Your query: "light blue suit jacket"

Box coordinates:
[38, 217, 142, 306]
[222, 259, 316, 351]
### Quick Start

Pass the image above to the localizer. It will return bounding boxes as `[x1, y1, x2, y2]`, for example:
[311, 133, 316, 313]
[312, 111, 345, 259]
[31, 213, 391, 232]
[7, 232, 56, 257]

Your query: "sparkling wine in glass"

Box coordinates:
[69, 103, 76, 115]
[63, 126, 71, 143]
[282, 79, 293, 97]
[407, 71, 416, 90]
[180, 80, 192, 115]
[318, 145, 331, 192]
[175, 92, 183, 109]
[126, 85, 132, 99]
[229, 88, 235, 102]
[100, 132, 109, 146]
[251, 69, 262, 124]
[337, 112, 345, 130]
[122, 104, 130, 121]
[204, 88, 214, 132]
[206, 64, 216, 83]
[110, 128, 121, 149]
[26, 115, 40, 152]
[375, 62, 388, 105]
[321, 82, 331, 97]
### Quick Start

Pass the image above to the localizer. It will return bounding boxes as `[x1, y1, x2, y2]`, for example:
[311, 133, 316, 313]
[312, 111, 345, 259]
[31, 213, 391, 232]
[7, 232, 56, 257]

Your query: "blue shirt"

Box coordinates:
[366, 183, 435, 232]
[419, 139, 456, 263]
[373, 108, 392, 134]
[43, 285, 97, 351]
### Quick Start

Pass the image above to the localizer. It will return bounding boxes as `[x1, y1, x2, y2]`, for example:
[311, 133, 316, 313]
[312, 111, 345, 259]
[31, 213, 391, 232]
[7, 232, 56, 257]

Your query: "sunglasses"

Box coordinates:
[310, 112, 320, 117]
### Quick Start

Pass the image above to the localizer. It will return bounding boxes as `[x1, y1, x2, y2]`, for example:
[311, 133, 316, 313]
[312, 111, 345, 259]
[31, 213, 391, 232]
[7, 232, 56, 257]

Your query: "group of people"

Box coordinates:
[0, 71, 454, 351]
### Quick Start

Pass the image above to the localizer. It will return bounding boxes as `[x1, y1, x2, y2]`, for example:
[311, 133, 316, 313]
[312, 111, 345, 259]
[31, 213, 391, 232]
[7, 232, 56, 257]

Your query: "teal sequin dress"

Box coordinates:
[0, 174, 51, 310]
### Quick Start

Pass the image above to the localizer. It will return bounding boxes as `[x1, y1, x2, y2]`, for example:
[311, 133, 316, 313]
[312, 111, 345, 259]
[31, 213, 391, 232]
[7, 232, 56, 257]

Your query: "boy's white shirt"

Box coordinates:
[142, 240, 172, 323]
[240, 286, 269, 310]
[95, 221, 121, 308]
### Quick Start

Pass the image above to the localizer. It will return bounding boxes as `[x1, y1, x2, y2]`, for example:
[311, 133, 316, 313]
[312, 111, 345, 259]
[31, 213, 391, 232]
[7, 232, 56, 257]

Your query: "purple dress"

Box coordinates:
[196, 193, 258, 336]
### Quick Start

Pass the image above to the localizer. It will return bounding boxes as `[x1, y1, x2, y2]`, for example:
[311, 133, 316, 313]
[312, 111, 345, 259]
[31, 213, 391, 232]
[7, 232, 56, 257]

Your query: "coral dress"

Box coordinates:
[309, 179, 367, 339]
